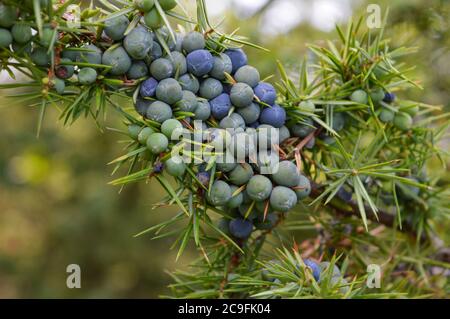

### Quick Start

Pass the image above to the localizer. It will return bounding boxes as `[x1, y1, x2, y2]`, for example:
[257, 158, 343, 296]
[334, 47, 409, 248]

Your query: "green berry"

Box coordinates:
[272, 160, 300, 187]
[230, 82, 254, 108]
[393, 112, 413, 131]
[159, 0, 177, 11]
[11, 23, 32, 44]
[0, 28, 12, 48]
[145, 101, 173, 123]
[156, 78, 183, 105]
[128, 124, 142, 140]
[161, 119, 182, 139]
[370, 87, 385, 103]
[175, 90, 198, 112]
[208, 180, 232, 206]
[104, 15, 129, 41]
[165, 157, 186, 177]
[350, 89, 368, 104]
[200, 78, 223, 100]
[126, 61, 149, 79]
[379, 108, 394, 123]
[246, 175, 273, 202]
[31, 48, 50, 66]
[227, 185, 244, 209]
[78, 67, 97, 84]
[229, 163, 254, 186]
[299, 100, 315, 113]
[138, 126, 155, 144]
[270, 186, 297, 212]
[102, 46, 132, 75]
[293, 175, 311, 200]
[124, 26, 153, 60]
[169, 51, 187, 75]
[135, 0, 154, 12]
[39, 27, 54, 47]
[182, 31, 205, 53]
[234, 65, 260, 88]
[52, 78, 65, 94]
[144, 8, 162, 29]
[0, 4, 17, 28]
[78, 44, 102, 65]
[146, 132, 169, 154]
[150, 58, 174, 80]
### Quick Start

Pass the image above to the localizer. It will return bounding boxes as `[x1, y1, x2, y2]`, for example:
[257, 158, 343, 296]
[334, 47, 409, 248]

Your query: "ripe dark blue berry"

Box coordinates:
[210, 93, 232, 120]
[140, 77, 158, 97]
[254, 82, 276, 106]
[229, 218, 253, 239]
[259, 104, 286, 128]
[186, 49, 214, 77]
[224, 48, 248, 73]
[383, 92, 396, 103]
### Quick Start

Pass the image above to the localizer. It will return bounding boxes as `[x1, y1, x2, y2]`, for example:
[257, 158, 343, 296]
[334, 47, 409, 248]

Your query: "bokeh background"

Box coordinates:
[0, 0, 448, 298]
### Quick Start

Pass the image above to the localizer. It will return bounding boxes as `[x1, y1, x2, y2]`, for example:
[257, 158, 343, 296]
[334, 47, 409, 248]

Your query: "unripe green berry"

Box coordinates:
[78, 67, 97, 85]
[350, 89, 368, 104]
[144, 9, 162, 29]
[146, 132, 169, 154]
[393, 112, 413, 131]
[138, 127, 155, 144]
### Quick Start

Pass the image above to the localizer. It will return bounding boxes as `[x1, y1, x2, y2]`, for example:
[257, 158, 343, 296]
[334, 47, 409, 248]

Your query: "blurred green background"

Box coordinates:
[0, 0, 448, 298]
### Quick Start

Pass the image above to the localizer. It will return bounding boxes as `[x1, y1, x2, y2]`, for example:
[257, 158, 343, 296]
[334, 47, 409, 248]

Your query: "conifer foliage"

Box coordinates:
[0, 0, 448, 298]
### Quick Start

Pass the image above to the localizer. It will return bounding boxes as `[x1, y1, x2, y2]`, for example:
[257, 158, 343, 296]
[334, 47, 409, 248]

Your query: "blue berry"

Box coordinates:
[229, 218, 253, 239]
[186, 49, 214, 77]
[210, 93, 232, 120]
[259, 104, 286, 128]
[140, 77, 158, 97]
[303, 259, 321, 281]
[135, 98, 153, 116]
[196, 171, 210, 187]
[254, 82, 276, 106]
[224, 48, 248, 73]
[383, 92, 396, 103]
